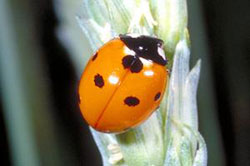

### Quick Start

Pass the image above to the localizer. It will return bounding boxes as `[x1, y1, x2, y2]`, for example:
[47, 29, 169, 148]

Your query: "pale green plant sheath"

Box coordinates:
[55, 0, 207, 165]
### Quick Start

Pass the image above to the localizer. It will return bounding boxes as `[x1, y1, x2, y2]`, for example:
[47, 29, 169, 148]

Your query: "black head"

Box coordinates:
[119, 34, 167, 66]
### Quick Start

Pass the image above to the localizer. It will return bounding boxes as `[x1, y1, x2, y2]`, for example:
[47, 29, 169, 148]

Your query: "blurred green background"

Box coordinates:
[0, 0, 249, 165]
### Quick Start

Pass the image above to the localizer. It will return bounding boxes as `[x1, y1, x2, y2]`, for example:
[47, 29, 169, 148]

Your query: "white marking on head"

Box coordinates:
[139, 57, 153, 67]
[144, 70, 154, 76]
[124, 46, 135, 56]
[127, 33, 140, 38]
[157, 47, 166, 60]
[108, 75, 119, 85]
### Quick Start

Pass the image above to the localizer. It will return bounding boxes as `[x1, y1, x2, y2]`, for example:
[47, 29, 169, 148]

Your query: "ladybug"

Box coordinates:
[78, 34, 169, 133]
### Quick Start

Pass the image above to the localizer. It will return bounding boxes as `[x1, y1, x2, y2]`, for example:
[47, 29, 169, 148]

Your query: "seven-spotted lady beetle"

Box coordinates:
[78, 34, 169, 133]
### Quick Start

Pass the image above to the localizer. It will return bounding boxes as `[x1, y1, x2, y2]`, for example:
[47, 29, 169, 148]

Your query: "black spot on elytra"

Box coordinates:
[124, 96, 140, 106]
[92, 52, 98, 61]
[94, 74, 104, 88]
[122, 55, 143, 73]
[130, 58, 143, 73]
[122, 55, 134, 69]
[154, 92, 161, 101]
